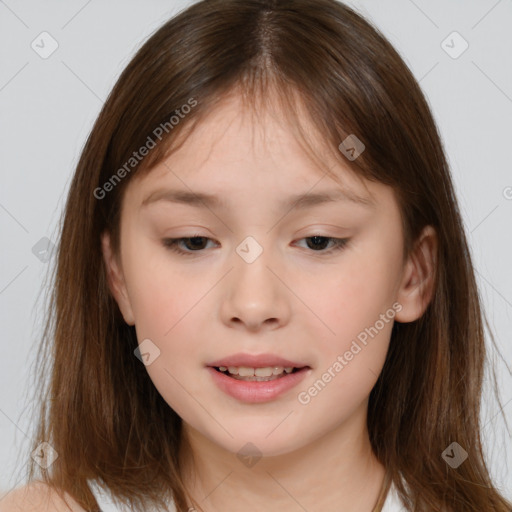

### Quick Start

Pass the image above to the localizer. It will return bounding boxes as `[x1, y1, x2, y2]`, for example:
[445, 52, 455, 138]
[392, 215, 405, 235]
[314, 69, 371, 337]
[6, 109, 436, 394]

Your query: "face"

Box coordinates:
[102, 92, 433, 459]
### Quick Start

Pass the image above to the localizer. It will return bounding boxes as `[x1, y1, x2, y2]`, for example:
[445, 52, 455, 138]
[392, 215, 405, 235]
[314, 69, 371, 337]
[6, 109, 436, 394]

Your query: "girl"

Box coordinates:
[3, 0, 510, 510]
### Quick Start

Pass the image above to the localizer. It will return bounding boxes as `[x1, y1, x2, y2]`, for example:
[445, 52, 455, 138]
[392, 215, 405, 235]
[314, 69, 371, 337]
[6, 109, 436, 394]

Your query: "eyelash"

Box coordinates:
[161, 235, 349, 256]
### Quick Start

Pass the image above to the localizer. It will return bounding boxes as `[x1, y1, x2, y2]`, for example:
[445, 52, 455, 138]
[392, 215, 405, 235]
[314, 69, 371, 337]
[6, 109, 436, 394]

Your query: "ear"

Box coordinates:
[394, 225, 438, 323]
[101, 230, 135, 326]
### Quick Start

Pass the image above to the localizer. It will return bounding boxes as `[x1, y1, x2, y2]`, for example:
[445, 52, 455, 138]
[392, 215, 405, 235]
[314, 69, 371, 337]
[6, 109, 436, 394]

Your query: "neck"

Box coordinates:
[179, 401, 387, 512]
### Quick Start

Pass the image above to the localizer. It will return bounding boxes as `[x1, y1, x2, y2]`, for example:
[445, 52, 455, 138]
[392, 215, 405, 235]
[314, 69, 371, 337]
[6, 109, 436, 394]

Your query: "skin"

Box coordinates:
[102, 91, 437, 511]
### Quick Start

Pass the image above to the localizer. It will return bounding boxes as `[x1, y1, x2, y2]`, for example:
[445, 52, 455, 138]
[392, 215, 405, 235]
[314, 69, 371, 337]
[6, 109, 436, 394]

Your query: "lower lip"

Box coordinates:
[207, 366, 311, 403]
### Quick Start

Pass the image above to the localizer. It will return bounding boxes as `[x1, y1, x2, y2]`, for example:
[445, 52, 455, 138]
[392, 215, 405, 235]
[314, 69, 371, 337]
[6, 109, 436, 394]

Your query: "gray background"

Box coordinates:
[1, 0, 511, 501]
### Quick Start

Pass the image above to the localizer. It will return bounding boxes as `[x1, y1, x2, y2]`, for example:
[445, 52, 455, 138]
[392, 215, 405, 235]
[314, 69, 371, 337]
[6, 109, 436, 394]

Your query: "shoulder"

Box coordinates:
[0, 481, 87, 512]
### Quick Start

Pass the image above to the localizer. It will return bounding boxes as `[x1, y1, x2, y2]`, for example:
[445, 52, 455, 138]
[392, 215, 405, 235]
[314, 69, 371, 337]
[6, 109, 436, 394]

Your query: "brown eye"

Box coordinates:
[297, 236, 349, 253]
[305, 236, 331, 251]
[162, 236, 216, 255]
[162, 235, 349, 257]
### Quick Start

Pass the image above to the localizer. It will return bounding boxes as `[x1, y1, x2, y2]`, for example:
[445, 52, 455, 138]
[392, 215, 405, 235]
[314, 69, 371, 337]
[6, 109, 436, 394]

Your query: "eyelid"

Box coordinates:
[161, 234, 350, 257]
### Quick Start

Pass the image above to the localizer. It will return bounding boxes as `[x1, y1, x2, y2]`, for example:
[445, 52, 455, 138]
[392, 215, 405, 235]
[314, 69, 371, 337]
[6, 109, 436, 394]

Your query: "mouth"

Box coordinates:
[206, 353, 312, 402]
[212, 365, 308, 382]
[207, 364, 311, 403]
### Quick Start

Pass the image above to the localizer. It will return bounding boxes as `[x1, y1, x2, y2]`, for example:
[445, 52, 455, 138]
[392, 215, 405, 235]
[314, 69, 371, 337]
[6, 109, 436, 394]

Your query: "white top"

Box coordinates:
[88, 480, 176, 512]
[382, 483, 407, 511]
[89, 479, 405, 511]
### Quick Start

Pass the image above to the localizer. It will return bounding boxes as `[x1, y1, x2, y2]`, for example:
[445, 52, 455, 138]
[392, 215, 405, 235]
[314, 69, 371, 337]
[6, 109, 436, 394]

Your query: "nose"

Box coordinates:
[219, 246, 291, 333]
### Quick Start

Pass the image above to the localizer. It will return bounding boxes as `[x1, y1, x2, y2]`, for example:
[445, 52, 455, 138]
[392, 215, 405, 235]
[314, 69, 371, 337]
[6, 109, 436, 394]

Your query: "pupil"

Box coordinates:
[307, 236, 329, 250]
[187, 237, 207, 250]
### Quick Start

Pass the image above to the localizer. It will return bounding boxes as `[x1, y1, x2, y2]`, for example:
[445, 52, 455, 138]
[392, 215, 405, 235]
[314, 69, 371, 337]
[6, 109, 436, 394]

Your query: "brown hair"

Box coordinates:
[17, 0, 510, 510]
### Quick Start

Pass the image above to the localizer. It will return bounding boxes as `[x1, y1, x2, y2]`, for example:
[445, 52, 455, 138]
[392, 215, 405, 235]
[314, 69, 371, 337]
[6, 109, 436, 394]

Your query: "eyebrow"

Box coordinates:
[141, 187, 375, 211]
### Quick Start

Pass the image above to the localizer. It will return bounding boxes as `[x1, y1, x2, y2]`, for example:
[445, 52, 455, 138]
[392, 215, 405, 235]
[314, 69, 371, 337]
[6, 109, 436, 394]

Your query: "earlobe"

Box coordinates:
[394, 225, 438, 323]
[100, 231, 136, 325]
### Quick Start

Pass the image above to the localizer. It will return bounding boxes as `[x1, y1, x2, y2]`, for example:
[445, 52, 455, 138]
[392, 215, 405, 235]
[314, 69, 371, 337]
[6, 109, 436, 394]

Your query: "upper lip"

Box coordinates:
[207, 353, 309, 369]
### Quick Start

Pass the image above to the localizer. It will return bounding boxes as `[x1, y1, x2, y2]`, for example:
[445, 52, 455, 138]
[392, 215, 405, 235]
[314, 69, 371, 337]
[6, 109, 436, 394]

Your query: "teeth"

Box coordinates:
[255, 367, 273, 377]
[219, 366, 297, 376]
[238, 366, 255, 377]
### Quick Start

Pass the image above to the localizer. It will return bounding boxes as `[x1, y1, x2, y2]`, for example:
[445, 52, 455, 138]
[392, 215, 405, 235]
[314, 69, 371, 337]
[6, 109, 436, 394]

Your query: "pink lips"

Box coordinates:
[206, 352, 311, 403]
[207, 367, 311, 403]
[207, 352, 308, 369]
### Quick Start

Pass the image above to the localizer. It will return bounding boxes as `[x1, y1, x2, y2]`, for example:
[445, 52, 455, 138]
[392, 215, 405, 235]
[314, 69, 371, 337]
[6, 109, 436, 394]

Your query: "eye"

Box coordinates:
[295, 236, 349, 253]
[161, 235, 349, 256]
[162, 236, 216, 255]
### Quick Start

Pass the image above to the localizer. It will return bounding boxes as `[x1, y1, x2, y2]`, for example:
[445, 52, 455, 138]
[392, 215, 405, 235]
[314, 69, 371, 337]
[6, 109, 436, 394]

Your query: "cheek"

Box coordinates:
[312, 253, 400, 339]
[128, 273, 180, 340]
[296, 270, 396, 421]
[304, 243, 401, 391]
[123, 239, 198, 337]
[123, 246, 213, 380]
[123, 251, 207, 419]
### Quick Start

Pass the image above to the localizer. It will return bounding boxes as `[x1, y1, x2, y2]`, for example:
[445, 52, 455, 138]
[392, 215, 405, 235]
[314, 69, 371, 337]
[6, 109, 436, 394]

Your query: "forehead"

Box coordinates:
[126, 92, 376, 206]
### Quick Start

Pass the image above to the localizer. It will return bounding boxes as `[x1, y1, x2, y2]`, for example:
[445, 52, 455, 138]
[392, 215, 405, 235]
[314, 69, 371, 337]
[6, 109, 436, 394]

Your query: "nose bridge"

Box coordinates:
[232, 234, 277, 301]
[220, 234, 289, 330]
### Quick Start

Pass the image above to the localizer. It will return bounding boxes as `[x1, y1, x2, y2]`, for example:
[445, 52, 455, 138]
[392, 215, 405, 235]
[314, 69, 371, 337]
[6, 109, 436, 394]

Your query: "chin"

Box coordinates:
[203, 420, 311, 459]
